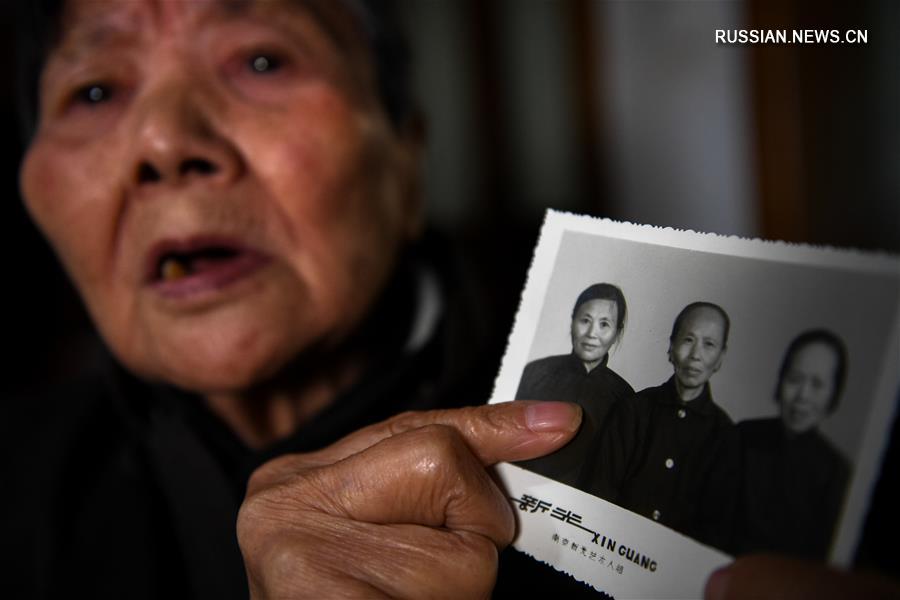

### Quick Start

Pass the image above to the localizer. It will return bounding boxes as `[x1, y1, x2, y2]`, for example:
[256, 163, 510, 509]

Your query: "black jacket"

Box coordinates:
[735, 417, 851, 559]
[587, 377, 740, 553]
[514, 353, 634, 489]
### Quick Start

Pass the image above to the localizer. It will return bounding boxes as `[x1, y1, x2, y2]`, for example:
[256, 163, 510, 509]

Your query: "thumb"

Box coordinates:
[248, 401, 581, 491]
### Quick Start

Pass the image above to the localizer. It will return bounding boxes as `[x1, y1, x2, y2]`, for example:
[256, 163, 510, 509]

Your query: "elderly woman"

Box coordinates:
[7, 1, 896, 599]
[9, 1, 584, 597]
[736, 329, 852, 559]
[514, 283, 634, 488]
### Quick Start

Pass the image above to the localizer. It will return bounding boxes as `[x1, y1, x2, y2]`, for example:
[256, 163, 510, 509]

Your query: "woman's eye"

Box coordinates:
[74, 83, 111, 105]
[249, 54, 281, 74]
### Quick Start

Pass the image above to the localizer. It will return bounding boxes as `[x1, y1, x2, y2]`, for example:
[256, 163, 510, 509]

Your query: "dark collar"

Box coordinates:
[779, 421, 828, 448]
[660, 375, 718, 417]
[565, 352, 610, 377]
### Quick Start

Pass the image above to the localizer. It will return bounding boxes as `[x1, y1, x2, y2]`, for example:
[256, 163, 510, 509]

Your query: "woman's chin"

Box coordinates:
[145, 362, 266, 396]
[129, 343, 292, 397]
[575, 350, 606, 366]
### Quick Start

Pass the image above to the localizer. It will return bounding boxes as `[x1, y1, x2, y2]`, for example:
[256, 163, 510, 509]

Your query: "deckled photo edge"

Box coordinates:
[545, 209, 900, 275]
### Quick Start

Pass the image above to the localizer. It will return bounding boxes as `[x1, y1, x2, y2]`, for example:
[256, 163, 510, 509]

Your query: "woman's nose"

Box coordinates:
[797, 381, 816, 403]
[125, 79, 243, 192]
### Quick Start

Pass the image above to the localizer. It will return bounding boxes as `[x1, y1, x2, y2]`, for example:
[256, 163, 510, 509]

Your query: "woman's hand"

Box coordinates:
[237, 401, 581, 599]
[705, 555, 900, 600]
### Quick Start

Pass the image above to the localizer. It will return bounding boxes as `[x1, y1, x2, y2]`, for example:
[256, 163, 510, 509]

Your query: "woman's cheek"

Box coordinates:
[20, 143, 59, 231]
[23, 142, 121, 309]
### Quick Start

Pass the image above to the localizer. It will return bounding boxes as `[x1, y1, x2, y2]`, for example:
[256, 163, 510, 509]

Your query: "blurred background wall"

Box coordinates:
[1, 0, 896, 390]
[400, 0, 897, 247]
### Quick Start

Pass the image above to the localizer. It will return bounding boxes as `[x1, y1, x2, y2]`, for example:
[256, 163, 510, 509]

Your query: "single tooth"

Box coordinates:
[161, 257, 189, 281]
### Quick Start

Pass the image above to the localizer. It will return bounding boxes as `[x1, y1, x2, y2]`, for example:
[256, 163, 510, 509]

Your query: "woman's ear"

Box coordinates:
[712, 347, 727, 374]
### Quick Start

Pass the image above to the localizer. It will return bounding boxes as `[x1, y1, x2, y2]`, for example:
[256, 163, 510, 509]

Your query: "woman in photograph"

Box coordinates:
[736, 329, 852, 559]
[515, 283, 635, 488]
[586, 301, 740, 552]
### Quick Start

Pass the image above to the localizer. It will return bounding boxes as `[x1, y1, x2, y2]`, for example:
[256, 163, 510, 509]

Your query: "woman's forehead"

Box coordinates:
[787, 342, 838, 374]
[576, 299, 618, 318]
[54, 0, 359, 49]
[677, 308, 726, 338]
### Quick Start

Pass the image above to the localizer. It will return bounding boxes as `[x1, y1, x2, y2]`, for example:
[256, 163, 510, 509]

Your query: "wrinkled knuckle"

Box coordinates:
[237, 492, 263, 530]
[384, 409, 423, 436]
[385, 410, 418, 434]
[237, 477, 316, 544]
[236, 492, 275, 549]
[416, 424, 468, 464]
[252, 541, 319, 598]
[246, 454, 300, 493]
[246, 463, 274, 495]
[480, 403, 518, 436]
[389, 424, 471, 485]
[264, 542, 307, 582]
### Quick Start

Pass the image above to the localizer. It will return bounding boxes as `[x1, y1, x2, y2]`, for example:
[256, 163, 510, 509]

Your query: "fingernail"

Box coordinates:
[525, 402, 580, 433]
[704, 565, 731, 600]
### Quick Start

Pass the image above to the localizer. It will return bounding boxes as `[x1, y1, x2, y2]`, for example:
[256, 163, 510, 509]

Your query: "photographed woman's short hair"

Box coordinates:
[571, 283, 627, 341]
[669, 301, 731, 349]
[777, 328, 848, 414]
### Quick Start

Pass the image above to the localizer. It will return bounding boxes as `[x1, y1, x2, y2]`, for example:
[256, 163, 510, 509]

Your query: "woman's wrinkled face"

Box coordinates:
[779, 342, 838, 434]
[668, 307, 727, 397]
[20, 0, 421, 394]
[570, 299, 619, 372]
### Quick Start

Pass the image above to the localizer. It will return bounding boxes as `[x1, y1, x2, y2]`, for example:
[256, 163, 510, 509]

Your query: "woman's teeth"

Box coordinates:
[161, 257, 189, 281]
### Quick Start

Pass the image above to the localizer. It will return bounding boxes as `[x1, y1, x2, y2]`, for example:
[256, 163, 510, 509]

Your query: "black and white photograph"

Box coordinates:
[491, 212, 900, 597]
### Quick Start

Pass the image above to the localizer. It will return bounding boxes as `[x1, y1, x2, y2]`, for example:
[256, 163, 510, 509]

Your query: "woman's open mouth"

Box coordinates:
[146, 236, 271, 299]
